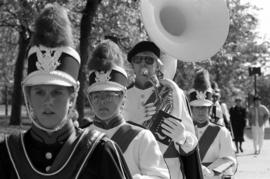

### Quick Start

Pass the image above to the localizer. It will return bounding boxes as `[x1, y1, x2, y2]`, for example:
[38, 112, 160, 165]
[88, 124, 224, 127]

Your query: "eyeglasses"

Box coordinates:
[131, 56, 156, 65]
[88, 91, 122, 104]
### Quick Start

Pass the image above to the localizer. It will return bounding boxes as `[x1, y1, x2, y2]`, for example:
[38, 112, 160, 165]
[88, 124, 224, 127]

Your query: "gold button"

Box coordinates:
[45, 166, 51, 172]
[45, 152, 52, 160]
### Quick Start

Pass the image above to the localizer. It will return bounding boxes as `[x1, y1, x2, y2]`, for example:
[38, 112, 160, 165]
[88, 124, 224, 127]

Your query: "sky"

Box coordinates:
[242, 0, 270, 41]
[241, 0, 270, 75]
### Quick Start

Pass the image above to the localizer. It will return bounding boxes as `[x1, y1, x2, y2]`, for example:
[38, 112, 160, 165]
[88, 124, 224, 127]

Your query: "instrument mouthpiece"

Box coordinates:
[141, 68, 149, 76]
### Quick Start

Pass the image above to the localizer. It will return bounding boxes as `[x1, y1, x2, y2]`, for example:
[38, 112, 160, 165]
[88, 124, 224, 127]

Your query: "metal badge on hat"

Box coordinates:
[196, 91, 207, 100]
[94, 70, 111, 83]
[35, 46, 61, 72]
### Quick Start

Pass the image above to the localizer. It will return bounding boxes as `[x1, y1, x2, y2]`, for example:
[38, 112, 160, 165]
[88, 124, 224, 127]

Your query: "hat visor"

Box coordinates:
[87, 82, 126, 94]
[22, 71, 77, 87]
[190, 100, 213, 107]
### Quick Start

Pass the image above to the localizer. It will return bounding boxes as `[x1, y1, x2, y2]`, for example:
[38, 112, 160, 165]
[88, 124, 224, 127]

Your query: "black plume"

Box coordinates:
[193, 68, 211, 92]
[88, 40, 124, 71]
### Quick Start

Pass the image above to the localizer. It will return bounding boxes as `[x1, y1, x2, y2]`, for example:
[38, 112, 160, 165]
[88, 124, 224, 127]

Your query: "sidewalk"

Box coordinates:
[234, 125, 270, 179]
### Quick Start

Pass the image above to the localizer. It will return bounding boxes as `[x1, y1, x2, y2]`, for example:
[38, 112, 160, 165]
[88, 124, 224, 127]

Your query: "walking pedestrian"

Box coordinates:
[229, 97, 247, 153]
[248, 95, 269, 154]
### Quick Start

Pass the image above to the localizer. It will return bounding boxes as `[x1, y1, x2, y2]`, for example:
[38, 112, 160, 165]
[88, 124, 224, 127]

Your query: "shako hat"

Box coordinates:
[211, 81, 221, 97]
[189, 68, 213, 106]
[22, 3, 80, 89]
[22, 3, 80, 133]
[23, 46, 80, 88]
[87, 40, 128, 93]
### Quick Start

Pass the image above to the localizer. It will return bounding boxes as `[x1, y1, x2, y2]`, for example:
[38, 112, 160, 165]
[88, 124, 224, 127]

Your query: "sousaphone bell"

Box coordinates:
[140, 0, 230, 62]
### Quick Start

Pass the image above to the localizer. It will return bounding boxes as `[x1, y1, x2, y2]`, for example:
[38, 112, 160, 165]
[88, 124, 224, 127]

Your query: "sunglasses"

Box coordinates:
[131, 56, 156, 65]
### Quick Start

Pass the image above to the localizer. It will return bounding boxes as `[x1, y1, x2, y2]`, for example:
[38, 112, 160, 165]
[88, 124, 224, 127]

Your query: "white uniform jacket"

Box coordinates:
[196, 123, 237, 179]
[88, 122, 170, 179]
[124, 82, 198, 179]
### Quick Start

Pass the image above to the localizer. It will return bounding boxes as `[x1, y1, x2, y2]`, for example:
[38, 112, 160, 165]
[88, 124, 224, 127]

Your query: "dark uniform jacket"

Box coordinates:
[0, 125, 131, 179]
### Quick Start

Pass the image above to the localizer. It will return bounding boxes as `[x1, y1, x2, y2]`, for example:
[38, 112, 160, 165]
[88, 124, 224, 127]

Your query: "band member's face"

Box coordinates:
[28, 85, 73, 129]
[88, 91, 124, 121]
[191, 106, 210, 123]
[131, 52, 159, 83]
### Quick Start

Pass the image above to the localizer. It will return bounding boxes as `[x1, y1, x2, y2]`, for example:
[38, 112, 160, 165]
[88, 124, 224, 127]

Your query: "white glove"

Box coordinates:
[143, 102, 156, 120]
[202, 165, 214, 177]
[132, 174, 141, 179]
[161, 117, 186, 144]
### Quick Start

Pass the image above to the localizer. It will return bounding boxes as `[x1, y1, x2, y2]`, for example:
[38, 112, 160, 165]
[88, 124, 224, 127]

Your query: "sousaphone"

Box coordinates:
[140, 0, 230, 62]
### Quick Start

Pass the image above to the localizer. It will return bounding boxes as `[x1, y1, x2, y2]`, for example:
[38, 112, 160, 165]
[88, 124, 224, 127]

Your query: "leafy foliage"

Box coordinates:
[1, 0, 270, 124]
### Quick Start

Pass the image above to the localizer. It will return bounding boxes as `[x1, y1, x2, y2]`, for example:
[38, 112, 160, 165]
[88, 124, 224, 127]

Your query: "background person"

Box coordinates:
[210, 84, 225, 126]
[248, 95, 269, 154]
[229, 97, 247, 153]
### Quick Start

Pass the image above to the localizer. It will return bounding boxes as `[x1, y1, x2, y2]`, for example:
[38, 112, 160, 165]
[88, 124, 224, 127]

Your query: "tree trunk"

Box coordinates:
[77, 0, 100, 124]
[9, 26, 30, 125]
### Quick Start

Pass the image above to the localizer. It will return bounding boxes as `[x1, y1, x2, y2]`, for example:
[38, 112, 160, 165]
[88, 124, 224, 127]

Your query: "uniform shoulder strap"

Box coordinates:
[111, 123, 142, 153]
[199, 124, 221, 161]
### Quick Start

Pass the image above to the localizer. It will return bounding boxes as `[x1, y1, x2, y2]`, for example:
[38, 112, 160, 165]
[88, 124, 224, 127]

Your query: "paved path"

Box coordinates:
[234, 126, 270, 179]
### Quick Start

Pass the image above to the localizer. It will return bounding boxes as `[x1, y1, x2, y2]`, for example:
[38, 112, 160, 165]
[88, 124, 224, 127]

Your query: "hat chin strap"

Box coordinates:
[23, 86, 78, 133]
[31, 115, 68, 133]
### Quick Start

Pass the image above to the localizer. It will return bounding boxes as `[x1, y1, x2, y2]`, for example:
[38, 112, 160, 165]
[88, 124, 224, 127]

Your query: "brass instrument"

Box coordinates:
[142, 70, 181, 145]
[140, 0, 230, 62]
[139, 0, 230, 144]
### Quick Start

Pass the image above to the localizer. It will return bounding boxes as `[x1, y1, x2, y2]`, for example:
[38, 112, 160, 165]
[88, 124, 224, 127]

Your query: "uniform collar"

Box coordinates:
[30, 120, 75, 145]
[194, 120, 209, 128]
[94, 115, 124, 129]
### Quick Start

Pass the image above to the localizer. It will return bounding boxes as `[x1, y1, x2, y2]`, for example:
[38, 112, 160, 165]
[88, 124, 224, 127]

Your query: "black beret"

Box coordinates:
[127, 41, 160, 62]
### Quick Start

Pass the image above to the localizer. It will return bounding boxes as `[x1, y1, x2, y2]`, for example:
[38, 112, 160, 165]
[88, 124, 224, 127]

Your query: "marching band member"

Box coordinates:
[189, 68, 237, 179]
[124, 41, 202, 179]
[0, 4, 131, 179]
[86, 40, 169, 179]
[210, 82, 225, 126]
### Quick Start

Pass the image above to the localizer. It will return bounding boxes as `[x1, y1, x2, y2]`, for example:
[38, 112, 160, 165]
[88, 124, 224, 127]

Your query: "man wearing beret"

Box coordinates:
[124, 40, 203, 179]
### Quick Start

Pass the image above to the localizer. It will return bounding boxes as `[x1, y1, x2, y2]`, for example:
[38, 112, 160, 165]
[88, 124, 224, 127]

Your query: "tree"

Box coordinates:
[76, 0, 101, 122]
[175, 0, 270, 107]
[0, 0, 35, 125]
